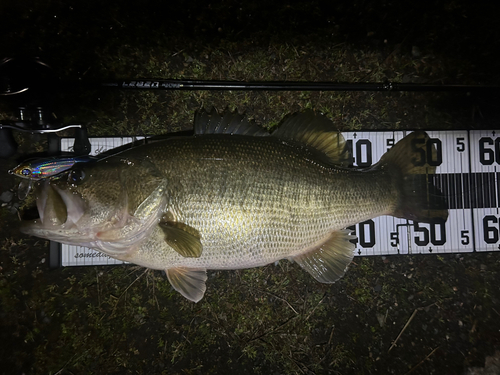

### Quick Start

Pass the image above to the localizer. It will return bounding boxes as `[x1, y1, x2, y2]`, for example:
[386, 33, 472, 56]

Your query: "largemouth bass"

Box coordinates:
[21, 110, 448, 302]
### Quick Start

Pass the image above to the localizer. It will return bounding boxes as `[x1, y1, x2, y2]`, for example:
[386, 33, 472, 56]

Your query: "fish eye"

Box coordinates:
[67, 168, 86, 184]
[21, 168, 31, 176]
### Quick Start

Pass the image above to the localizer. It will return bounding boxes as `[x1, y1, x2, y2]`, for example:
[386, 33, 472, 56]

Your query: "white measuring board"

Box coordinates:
[54, 130, 500, 267]
[59, 137, 145, 266]
[469, 130, 500, 252]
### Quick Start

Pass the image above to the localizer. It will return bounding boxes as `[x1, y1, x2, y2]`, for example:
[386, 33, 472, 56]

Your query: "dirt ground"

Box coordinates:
[1, 1, 500, 374]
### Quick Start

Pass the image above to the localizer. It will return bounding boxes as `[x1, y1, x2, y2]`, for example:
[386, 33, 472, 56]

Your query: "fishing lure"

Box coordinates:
[10, 156, 95, 180]
[10, 156, 95, 200]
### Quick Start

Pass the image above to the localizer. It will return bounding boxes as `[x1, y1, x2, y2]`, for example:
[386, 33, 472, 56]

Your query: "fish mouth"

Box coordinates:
[20, 180, 86, 238]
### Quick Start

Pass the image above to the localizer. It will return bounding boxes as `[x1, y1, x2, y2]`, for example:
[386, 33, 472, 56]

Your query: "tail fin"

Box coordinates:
[375, 131, 448, 223]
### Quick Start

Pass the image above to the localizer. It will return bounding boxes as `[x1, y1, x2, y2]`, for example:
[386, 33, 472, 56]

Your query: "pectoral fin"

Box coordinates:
[293, 229, 356, 283]
[166, 268, 207, 302]
[159, 221, 203, 258]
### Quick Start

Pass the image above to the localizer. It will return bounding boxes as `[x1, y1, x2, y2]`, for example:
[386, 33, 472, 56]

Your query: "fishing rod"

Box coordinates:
[103, 79, 500, 92]
[0, 57, 498, 158]
[1, 57, 499, 96]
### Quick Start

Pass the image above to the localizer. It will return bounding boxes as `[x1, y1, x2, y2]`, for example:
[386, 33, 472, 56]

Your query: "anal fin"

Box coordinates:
[166, 268, 207, 302]
[293, 229, 356, 283]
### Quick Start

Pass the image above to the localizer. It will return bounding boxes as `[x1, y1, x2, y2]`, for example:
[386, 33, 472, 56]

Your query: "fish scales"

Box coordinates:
[128, 135, 396, 269]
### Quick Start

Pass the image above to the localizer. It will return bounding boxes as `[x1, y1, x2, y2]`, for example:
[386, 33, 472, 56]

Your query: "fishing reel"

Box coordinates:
[0, 57, 90, 158]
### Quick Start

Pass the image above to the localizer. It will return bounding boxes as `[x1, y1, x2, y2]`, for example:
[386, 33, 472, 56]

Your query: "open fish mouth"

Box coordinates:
[20, 180, 86, 238]
[20, 179, 160, 254]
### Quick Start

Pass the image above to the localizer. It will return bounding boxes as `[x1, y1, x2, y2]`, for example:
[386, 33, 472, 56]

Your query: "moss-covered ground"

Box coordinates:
[1, 1, 500, 374]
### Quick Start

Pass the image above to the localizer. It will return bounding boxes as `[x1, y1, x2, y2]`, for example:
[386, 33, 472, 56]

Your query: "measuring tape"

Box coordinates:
[51, 130, 500, 267]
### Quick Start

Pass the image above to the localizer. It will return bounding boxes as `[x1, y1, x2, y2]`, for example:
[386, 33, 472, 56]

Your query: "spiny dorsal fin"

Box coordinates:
[194, 108, 269, 136]
[166, 268, 207, 302]
[293, 229, 356, 283]
[272, 110, 350, 166]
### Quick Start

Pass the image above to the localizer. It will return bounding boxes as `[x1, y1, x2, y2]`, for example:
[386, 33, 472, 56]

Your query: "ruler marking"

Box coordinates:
[467, 130, 477, 252]
[495, 167, 499, 216]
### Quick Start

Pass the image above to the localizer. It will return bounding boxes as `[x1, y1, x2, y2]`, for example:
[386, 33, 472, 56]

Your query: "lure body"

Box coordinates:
[10, 156, 95, 200]
[10, 156, 95, 180]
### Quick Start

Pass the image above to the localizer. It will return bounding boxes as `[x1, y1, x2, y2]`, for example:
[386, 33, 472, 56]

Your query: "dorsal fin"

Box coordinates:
[194, 108, 269, 136]
[272, 110, 350, 166]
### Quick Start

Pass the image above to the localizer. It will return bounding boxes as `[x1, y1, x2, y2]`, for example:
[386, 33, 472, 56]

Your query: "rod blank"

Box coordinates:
[102, 79, 500, 92]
